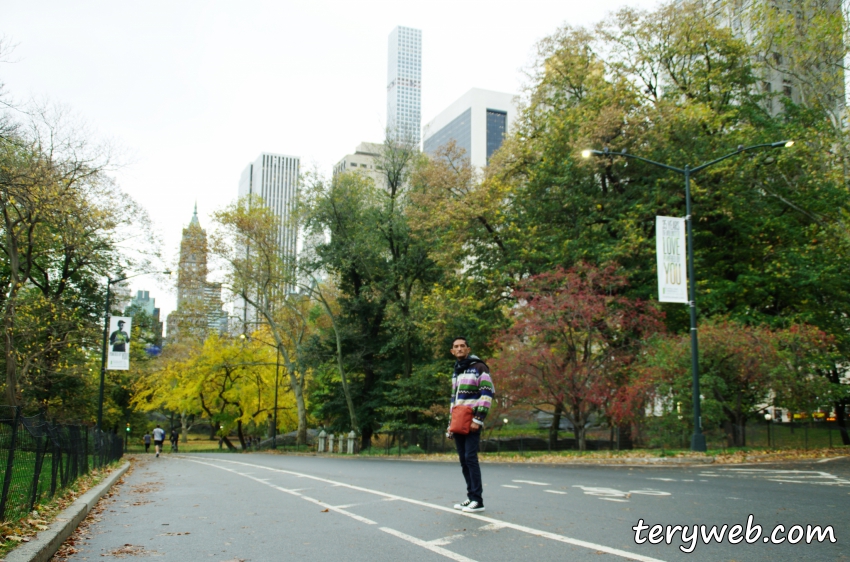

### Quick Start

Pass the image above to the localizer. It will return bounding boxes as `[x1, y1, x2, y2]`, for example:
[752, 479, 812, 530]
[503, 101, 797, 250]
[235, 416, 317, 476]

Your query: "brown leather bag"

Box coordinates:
[449, 378, 475, 434]
[449, 405, 474, 435]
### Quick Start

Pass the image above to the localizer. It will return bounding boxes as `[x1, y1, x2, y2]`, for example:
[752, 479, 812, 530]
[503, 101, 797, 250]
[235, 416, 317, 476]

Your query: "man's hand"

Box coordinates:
[470, 423, 481, 432]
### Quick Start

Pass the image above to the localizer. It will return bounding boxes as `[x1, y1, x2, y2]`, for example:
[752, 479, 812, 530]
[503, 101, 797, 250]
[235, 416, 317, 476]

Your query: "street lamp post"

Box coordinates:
[582, 141, 794, 452]
[97, 271, 171, 434]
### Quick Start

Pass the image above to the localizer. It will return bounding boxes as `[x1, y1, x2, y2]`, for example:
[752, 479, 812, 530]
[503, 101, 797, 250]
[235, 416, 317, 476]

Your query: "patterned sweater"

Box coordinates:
[451, 355, 495, 426]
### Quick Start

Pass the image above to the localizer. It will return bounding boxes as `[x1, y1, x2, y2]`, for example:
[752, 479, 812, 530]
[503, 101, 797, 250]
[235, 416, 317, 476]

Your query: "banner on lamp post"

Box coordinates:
[656, 216, 688, 304]
[106, 316, 132, 370]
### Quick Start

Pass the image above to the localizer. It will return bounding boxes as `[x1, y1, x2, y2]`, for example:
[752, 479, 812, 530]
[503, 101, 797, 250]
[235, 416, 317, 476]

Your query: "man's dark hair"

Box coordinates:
[451, 337, 469, 346]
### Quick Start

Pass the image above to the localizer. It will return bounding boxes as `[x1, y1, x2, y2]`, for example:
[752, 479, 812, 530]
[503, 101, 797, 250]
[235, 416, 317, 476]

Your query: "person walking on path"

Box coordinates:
[447, 337, 494, 513]
[170, 429, 179, 452]
[153, 424, 166, 457]
[143, 432, 151, 453]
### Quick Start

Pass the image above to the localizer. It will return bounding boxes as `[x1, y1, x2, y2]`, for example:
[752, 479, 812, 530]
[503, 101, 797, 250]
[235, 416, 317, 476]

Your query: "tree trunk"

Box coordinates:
[237, 420, 246, 450]
[549, 403, 563, 450]
[4, 301, 18, 406]
[834, 399, 850, 445]
[180, 411, 191, 443]
[221, 436, 237, 451]
[289, 368, 308, 446]
[361, 426, 373, 451]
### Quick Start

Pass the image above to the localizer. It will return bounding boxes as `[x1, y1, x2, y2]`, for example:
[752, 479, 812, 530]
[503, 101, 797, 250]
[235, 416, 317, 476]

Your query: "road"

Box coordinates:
[58, 453, 850, 562]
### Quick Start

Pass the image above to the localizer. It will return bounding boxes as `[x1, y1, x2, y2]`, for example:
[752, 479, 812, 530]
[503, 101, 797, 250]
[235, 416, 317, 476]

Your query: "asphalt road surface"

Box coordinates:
[59, 453, 850, 562]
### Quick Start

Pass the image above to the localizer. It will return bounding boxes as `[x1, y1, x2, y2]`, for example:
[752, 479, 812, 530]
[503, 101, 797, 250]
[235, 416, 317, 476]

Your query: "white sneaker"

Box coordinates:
[462, 501, 485, 513]
[453, 499, 472, 510]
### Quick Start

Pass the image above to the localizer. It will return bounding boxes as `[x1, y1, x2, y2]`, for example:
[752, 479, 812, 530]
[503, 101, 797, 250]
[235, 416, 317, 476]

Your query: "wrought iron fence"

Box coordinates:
[0, 406, 124, 524]
[317, 422, 850, 456]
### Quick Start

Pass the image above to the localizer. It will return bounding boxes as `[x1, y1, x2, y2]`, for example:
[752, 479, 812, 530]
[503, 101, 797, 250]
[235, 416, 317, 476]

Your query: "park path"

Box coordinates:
[52, 453, 849, 562]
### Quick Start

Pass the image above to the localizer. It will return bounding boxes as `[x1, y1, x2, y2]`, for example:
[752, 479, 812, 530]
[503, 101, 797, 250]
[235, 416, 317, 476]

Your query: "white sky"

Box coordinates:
[2, 0, 660, 319]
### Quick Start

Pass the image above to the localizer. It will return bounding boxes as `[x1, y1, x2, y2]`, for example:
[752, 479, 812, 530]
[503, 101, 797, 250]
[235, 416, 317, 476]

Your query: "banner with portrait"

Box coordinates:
[106, 316, 132, 370]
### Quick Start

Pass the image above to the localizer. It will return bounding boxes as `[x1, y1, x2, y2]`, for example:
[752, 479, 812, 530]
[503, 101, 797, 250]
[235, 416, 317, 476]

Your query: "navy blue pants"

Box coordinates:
[454, 432, 483, 503]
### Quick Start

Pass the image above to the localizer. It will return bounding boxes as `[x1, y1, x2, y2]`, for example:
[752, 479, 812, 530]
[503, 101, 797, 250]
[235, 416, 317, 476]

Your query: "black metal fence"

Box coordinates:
[0, 406, 124, 524]
[321, 423, 850, 456]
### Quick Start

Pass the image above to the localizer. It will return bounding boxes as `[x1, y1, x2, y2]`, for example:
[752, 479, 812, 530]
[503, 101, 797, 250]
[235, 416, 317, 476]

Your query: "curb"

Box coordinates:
[5, 461, 131, 562]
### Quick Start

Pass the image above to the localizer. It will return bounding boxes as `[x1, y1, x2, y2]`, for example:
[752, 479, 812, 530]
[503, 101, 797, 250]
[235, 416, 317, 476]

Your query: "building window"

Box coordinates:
[424, 108, 472, 159]
[486, 109, 508, 164]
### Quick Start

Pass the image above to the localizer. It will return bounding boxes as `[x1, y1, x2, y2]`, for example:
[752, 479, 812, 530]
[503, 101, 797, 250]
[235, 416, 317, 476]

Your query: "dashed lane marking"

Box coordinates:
[512, 480, 550, 485]
[177, 456, 668, 562]
[544, 490, 567, 495]
[501, 485, 520, 488]
[380, 527, 478, 562]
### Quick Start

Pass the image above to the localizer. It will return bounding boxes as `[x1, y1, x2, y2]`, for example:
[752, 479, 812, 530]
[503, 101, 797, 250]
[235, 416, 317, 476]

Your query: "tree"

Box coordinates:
[642, 320, 838, 446]
[1, 106, 153, 410]
[210, 196, 311, 445]
[302, 134, 442, 447]
[492, 264, 665, 450]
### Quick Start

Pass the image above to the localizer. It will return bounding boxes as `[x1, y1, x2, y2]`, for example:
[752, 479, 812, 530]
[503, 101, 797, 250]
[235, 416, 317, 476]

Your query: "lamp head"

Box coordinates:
[581, 149, 592, 159]
[771, 140, 794, 148]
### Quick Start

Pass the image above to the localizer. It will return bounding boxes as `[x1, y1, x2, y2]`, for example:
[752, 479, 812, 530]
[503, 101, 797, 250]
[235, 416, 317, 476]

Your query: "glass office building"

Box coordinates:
[387, 26, 422, 144]
[422, 89, 517, 169]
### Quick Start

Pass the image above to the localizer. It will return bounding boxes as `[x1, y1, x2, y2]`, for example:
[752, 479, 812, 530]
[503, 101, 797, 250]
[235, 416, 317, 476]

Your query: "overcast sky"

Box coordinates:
[2, 0, 661, 319]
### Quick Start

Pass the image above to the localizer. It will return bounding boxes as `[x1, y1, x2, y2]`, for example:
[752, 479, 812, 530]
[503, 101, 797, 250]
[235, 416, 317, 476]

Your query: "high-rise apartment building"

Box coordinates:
[423, 88, 517, 169]
[387, 26, 422, 144]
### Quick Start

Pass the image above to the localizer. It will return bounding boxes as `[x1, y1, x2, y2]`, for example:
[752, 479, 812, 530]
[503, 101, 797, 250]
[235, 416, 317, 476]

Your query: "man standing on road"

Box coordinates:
[447, 337, 494, 513]
[153, 424, 165, 457]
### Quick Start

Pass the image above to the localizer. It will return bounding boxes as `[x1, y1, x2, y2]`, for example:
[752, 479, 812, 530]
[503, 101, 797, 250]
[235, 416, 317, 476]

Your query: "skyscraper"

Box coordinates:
[423, 88, 517, 169]
[387, 26, 422, 144]
[236, 153, 300, 329]
[166, 205, 227, 343]
[238, 153, 300, 262]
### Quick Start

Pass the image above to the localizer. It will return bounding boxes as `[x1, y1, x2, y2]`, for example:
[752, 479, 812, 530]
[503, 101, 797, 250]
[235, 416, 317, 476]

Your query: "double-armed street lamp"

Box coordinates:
[97, 270, 171, 434]
[582, 141, 794, 451]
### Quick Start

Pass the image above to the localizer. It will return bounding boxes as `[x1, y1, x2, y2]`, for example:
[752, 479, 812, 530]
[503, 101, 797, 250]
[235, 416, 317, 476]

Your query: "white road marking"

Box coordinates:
[816, 456, 847, 463]
[179, 456, 668, 562]
[573, 485, 671, 500]
[201, 464, 377, 525]
[512, 480, 550, 486]
[428, 533, 466, 546]
[501, 485, 520, 488]
[600, 498, 629, 503]
[647, 478, 676, 482]
[721, 468, 850, 486]
[544, 490, 567, 495]
[478, 523, 506, 531]
[380, 527, 478, 562]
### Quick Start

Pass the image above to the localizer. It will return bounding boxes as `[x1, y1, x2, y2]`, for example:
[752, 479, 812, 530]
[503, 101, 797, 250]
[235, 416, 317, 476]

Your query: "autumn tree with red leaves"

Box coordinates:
[491, 264, 665, 450]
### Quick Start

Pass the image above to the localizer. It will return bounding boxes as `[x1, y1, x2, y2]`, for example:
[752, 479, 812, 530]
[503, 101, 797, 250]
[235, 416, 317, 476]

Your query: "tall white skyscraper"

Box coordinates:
[235, 153, 300, 329]
[238, 153, 300, 261]
[387, 26, 422, 144]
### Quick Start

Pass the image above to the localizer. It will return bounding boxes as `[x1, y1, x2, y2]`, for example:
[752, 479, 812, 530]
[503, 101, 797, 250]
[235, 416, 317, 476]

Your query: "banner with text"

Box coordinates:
[656, 216, 688, 304]
[106, 316, 132, 370]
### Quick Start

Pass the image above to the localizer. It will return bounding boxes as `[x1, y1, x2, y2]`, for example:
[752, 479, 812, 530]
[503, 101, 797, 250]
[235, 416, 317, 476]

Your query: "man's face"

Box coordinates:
[450, 339, 470, 361]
